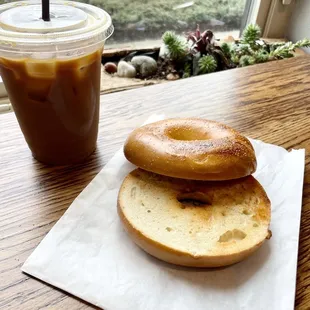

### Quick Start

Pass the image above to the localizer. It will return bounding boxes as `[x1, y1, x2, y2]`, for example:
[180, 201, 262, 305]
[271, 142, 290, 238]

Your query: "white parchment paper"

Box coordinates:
[22, 115, 305, 310]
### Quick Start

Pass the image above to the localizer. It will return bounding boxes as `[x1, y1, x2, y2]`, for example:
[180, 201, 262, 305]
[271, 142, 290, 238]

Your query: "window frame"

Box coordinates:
[248, 0, 295, 39]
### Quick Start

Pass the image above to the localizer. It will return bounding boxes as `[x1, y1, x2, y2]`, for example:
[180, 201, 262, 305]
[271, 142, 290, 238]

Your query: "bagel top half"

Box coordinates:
[124, 118, 257, 180]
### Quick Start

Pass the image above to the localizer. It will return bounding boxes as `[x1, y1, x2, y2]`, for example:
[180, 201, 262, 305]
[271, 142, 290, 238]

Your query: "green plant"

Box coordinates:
[239, 55, 255, 67]
[240, 24, 261, 49]
[183, 62, 192, 78]
[162, 31, 188, 60]
[162, 26, 230, 78]
[233, 43, 251, 56]
[228, 24, 310, 67]
[231, 54, 240, 64]
[253, 50, 269, 63]
[269, 39, 310, 59]
[198, 55, 217, 74]
[221, 42, 231, 58]
[160, 22, 309, 80]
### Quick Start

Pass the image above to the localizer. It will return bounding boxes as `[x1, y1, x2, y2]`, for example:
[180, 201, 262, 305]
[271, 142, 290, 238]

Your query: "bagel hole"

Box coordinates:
[167, 125, 228, 141]
[177, 192, 211, 208]
[167, 127, 210, 141]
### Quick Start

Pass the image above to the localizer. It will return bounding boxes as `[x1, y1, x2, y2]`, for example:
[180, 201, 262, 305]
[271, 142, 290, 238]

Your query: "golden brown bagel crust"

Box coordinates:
[124, 118, 257, 180]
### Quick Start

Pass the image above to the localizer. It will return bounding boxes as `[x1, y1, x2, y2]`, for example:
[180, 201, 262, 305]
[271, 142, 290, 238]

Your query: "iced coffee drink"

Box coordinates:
[0, 1, 113, 165]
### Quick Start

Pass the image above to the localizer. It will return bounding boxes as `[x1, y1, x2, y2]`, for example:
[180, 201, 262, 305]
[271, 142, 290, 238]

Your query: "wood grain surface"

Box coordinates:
[1, 56, 310, 309]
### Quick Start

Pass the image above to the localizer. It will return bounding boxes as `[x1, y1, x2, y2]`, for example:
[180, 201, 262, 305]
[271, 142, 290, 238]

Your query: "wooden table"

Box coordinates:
[1, 56, 310, 309]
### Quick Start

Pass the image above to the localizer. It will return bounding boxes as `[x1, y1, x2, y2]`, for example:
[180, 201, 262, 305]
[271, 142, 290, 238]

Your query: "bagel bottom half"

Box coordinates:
[117, 168, 271, 268]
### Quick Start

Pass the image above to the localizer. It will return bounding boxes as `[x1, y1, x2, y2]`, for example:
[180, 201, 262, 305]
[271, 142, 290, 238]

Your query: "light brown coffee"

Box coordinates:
[0, 49, 103, 165]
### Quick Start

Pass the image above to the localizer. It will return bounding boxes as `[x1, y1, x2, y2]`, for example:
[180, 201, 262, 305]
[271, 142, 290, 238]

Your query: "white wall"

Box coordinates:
[287, 0, 310, 53]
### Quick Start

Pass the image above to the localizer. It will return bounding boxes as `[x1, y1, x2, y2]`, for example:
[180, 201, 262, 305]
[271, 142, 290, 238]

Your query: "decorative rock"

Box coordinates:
[222, 35, 235, 43]
[131, 56, 157, 78]
[166, 73, 180, 81]
[117, 61, 136, 78]
[104, 62, 117, 74]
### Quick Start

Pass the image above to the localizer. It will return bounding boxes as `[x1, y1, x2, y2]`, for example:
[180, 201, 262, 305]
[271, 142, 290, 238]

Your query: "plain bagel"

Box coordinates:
[124, 118, 257, 180]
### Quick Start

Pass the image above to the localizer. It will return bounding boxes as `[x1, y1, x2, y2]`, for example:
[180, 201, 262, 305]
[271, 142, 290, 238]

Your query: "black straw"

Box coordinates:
[42, 0, 50, 22]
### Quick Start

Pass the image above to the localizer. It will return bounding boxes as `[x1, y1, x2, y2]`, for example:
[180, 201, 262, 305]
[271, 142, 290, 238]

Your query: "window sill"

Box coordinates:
[0, 42, 307, 115]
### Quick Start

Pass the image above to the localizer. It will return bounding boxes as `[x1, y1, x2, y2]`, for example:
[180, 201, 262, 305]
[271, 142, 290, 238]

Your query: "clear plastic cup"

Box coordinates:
[0, 0, 113, 165]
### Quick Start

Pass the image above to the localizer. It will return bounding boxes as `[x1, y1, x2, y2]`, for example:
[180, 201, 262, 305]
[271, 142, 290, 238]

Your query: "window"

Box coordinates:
[77, 0, 250, 49]
[0, 0, 296, 48]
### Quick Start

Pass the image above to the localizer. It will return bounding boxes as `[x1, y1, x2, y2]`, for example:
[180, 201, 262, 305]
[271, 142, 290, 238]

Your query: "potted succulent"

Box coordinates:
[159, 24, 310, 79]
[103, 24, 310, 81]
